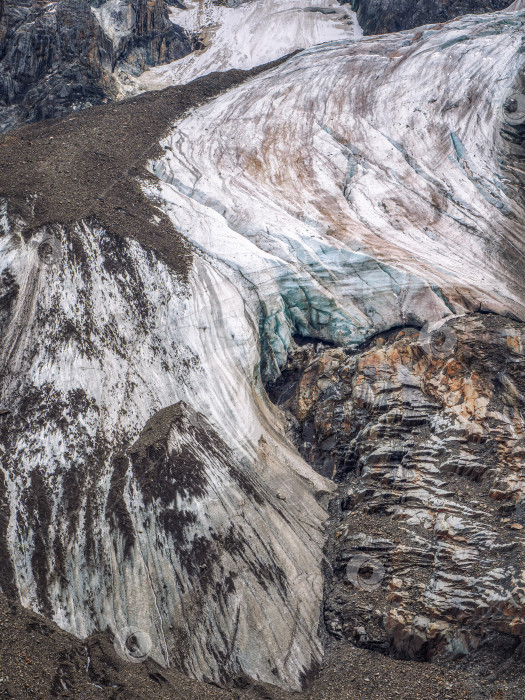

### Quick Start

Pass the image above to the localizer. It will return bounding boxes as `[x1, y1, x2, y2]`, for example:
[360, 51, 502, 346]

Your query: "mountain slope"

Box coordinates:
[0, 0, 525, 696]
[0, 0, 196, 131]
[150, 4, 525, 378]
[137, 0, 362, 90]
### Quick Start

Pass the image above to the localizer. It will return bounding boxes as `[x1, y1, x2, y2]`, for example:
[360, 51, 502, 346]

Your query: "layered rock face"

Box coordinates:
[272, 314, 525, 661]
[348, 0, 513, 34]
[0, 0, 194, 131]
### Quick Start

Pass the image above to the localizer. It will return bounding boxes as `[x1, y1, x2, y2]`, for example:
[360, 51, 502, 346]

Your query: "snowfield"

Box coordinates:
[138, 0, 362, 89]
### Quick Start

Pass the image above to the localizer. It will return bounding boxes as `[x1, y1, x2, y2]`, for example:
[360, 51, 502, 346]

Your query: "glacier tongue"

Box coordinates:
[150, 4, 525, 383]
[0, 216, 330, 689]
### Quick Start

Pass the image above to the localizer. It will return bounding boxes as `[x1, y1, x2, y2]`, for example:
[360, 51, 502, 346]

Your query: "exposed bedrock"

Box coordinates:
[347, 0, 514, 34]
[0, 0, 196, 132]
[270, 313, 525, 664]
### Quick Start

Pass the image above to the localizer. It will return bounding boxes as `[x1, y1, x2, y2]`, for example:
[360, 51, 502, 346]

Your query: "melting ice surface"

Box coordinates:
[1, 0, 525, 693]
[150, 5, 525, 377]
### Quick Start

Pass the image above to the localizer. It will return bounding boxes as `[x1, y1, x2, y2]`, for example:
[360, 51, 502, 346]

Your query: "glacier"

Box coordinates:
[150, 2, 525, 379]
[0, 0, 524, 692]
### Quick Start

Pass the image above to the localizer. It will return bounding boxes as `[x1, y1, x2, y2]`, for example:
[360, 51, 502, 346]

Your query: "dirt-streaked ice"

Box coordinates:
[1, 0, 525, 692]
[150, 6, 525, 378]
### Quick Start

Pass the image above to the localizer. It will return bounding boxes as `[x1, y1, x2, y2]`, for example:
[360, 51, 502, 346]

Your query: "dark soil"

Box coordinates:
[0, 55, 294, 279]
[0, 589, 238, 699]
[3, 587, 525, 699]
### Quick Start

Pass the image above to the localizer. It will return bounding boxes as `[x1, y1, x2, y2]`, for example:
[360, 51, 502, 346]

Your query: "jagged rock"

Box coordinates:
[273, 314, 525, 662]
[0, 0, 195, 131]
[348, 0, 513, 34]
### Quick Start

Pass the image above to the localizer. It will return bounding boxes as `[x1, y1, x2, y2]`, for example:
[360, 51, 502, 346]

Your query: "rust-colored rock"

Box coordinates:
[271, 313, 525, 663]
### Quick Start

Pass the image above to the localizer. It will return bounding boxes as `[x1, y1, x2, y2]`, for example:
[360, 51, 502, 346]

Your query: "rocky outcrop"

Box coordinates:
[0, 0, 195, 132]
[348, 0, 513, 34]
[271, 313, 525, 663]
